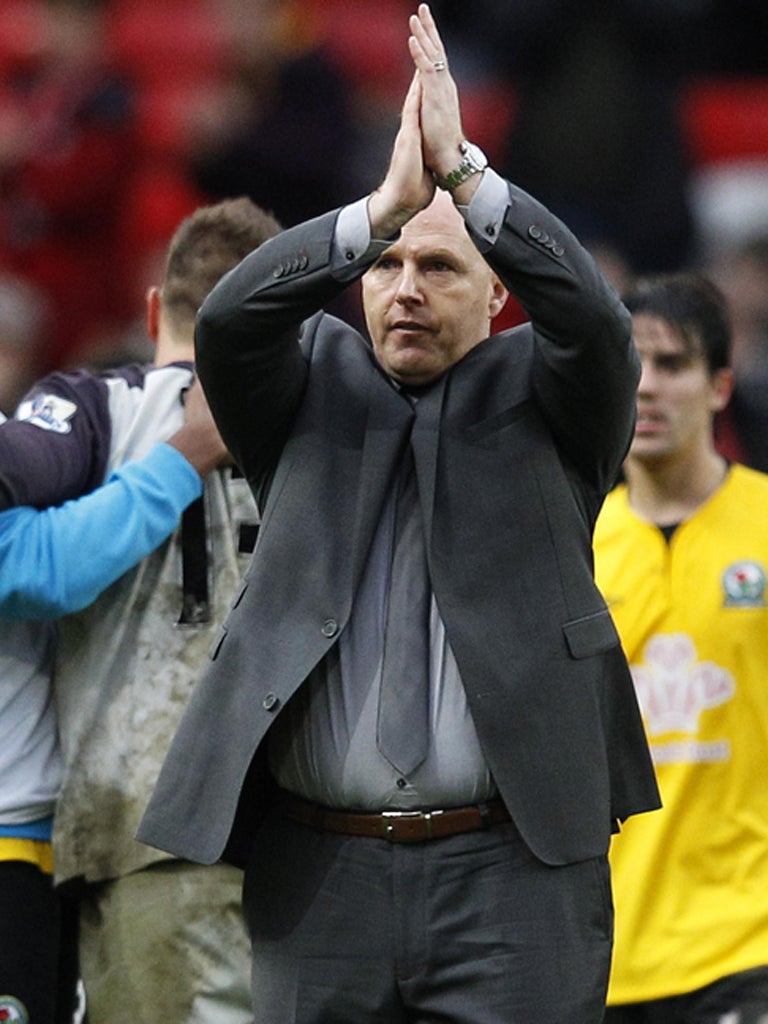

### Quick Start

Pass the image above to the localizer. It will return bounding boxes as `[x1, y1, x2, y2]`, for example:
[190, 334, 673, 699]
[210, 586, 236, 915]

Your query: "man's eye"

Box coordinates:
[658, 357, 687, 373]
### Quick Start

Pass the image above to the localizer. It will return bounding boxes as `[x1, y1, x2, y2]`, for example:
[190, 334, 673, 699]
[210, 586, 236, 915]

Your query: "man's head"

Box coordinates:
[361, 190, 508, 386]
[149, 197, 282, 359]
[623, 273, 734, 464]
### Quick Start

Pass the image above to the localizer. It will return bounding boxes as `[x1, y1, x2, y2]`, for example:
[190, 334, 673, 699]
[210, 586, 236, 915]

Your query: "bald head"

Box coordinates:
[362, 192, 508, 385]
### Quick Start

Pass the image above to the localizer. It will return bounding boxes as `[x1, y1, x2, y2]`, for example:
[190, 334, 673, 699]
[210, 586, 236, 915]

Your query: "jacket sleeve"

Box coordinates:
[195, 208, 378, 489]
[0, 443, 201, 620]
[467, 174, 639, 493]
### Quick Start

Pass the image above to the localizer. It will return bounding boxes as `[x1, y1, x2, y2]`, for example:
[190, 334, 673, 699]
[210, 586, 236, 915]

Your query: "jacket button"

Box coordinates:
[528, 224, 543, 240]
[552, 244, 564, 257]
[321, 618, 339, 638]
[262, 693, 280, 712]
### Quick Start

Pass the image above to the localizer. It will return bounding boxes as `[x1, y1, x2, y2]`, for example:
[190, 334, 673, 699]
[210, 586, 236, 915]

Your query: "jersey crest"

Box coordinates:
[0, 996, 29, 1022]
[16, 393, 77, 434]
[722, 560, 766, 607]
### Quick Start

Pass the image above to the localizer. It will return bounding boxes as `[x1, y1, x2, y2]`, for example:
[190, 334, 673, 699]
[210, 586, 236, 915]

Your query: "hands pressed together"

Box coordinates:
[367, 4, 478, 239]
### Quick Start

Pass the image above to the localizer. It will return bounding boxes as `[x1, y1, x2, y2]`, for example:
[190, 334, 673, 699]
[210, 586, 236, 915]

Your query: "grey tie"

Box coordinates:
[376, 432, 430, 776]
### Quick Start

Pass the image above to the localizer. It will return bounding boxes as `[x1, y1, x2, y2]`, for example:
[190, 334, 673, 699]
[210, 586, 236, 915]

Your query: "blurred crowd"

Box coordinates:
[0, 0, 767, 465]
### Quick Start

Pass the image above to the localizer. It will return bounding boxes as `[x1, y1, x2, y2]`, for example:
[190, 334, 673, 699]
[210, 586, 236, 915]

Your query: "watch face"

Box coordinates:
[461, 141, 488, 172]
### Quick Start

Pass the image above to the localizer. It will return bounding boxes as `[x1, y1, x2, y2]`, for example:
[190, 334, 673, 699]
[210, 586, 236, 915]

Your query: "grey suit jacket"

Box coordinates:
[138, 180, 659, 868]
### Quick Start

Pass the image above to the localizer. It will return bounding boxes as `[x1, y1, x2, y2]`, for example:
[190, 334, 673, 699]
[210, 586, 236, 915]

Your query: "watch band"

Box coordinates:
[434, 140, 488, 192]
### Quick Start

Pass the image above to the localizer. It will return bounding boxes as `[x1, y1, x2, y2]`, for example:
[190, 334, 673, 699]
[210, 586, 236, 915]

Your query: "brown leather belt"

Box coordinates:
[277, 791, 510, 843]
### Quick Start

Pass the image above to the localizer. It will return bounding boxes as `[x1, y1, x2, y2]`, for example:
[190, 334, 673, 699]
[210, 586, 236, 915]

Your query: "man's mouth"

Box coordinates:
[635, 410, 665, 435]
[391, 319, 431, 334]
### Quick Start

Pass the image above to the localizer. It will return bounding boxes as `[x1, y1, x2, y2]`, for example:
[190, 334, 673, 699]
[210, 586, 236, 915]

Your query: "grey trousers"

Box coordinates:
[243, 808, 613, 1024]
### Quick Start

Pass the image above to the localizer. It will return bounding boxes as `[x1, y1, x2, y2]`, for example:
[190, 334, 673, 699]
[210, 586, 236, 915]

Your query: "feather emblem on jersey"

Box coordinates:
[631, 633, 735, 737]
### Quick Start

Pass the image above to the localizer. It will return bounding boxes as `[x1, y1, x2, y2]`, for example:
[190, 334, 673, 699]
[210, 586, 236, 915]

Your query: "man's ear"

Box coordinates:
[489, 276, 509, 321]
[711, 366, 735, 413]
[146, 286, 162, 343]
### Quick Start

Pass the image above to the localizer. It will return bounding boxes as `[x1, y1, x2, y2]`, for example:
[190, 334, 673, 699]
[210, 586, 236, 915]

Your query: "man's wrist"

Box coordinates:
[367, 190, 419, 241]
[331, 198, 393, 280]
[433, 140, 488, 193]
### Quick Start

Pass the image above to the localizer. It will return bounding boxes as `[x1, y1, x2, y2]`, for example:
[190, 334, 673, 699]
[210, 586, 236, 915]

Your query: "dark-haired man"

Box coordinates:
[597, 273, 768, 1023]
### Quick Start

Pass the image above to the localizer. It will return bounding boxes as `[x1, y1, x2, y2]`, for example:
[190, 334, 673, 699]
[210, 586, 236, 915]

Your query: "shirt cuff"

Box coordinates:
[330, 197, 394, 281]
[456, 168, 509, 251]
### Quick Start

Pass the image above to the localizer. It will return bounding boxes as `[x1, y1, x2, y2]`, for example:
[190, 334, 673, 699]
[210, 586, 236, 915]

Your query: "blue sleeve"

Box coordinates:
[0, 443, 202, 620]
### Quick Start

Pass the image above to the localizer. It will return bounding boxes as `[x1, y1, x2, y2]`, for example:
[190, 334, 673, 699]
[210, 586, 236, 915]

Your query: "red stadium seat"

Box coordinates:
[681, 78, 768, 166]
[106, 3, 227, 87]
[0, 1, 47, 80]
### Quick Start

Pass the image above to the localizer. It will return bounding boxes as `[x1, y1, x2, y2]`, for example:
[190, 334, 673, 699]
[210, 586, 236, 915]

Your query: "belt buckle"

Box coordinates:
[381, 809, 443, 843]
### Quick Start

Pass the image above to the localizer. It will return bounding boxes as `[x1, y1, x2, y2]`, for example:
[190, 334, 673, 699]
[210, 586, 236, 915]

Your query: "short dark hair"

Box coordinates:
[162, 197, 282, 335]
[623, 272, 732, 374]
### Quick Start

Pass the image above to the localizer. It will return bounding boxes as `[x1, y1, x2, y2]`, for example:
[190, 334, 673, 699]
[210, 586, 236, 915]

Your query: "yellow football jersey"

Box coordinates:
[594, 464, 768, 1003]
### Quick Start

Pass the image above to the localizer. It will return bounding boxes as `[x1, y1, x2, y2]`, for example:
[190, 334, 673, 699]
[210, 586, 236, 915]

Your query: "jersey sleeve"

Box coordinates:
[0, 443, 202, 620]
[0, 370, 111, 510]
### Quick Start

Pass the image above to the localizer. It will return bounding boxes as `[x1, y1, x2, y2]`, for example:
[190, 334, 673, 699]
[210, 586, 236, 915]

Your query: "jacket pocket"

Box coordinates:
[562, 609, 619, 659]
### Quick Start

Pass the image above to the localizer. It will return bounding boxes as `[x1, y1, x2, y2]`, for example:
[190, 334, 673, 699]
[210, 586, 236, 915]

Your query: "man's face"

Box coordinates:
[629, 313, 731, 464]
[361, 192, 507, 386]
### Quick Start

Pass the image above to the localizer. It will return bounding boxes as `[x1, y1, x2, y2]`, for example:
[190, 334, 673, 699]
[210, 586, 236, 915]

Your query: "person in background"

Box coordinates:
[0, 196, 281, 1023]
[141, 7, 658, 1022]
[1, 606, 66, 1023]
[707, 234, 768, 472]
[0, 380, 226, 619]
[595, 273, 768, 1023]
[190, 0, 359, 226]
[431, 0, 700, 275]
[0, 386, 228, 1024]
[0, 273, 50, 414]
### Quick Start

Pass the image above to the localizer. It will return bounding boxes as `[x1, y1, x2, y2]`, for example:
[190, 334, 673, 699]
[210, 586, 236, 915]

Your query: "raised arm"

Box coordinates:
[195, 57, 437, 484]
[410, 3, 637, 488]
[0, 380, 229, 620]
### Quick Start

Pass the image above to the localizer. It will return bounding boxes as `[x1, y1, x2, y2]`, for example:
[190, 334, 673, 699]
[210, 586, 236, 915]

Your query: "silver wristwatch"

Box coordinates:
[434, 140, 488, 191]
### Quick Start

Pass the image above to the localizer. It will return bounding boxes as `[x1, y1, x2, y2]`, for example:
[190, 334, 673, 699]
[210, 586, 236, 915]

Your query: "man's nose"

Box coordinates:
[637, 358, 657, 393]
[395, 264, 422, 304]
